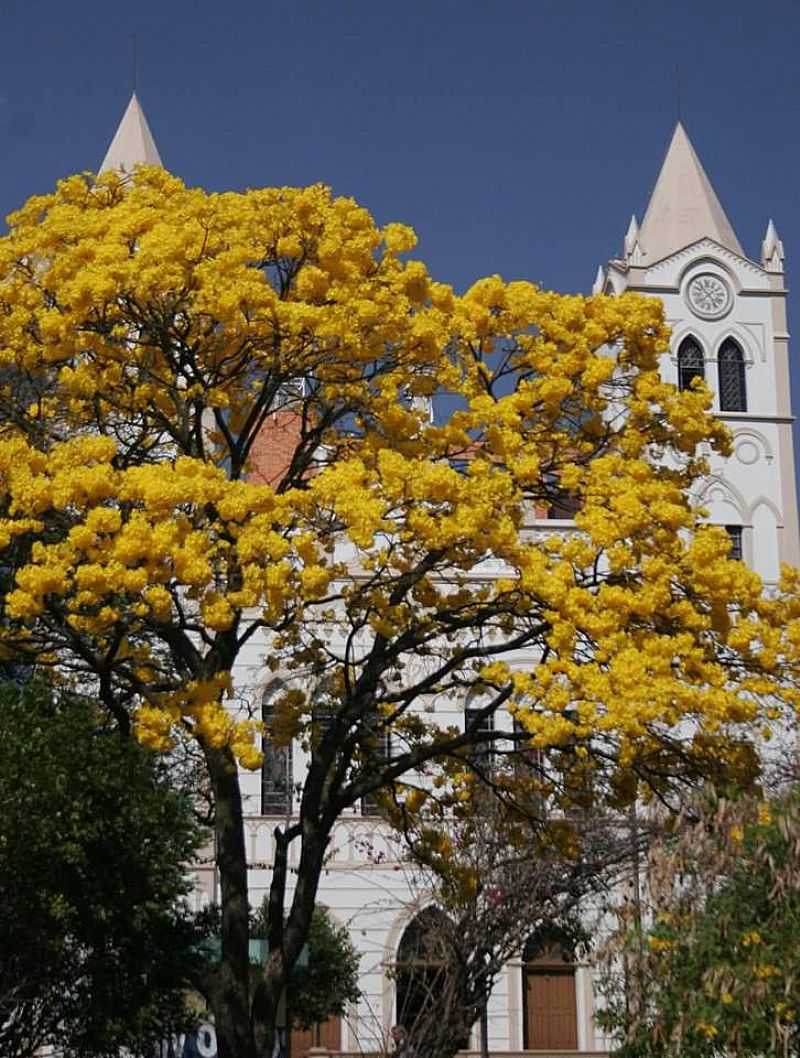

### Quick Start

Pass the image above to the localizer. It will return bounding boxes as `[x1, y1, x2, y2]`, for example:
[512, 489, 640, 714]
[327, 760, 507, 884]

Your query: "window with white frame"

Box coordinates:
[724, 524, 744, 562]
[261, 681, 293, 815]
[360, 724, 393, 816]
[465, 686, 496, 770]
[678, 336, 705, 392]
[718, 338, 747, 412]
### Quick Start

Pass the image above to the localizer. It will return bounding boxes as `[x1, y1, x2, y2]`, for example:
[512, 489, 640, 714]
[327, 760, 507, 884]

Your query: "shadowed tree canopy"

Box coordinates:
[0, 167, 799, 1056]
[0, 678, 203, 1058]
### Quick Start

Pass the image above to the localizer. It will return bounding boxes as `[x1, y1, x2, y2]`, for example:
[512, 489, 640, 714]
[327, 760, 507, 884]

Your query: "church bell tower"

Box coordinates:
[595, 122, 800, 581]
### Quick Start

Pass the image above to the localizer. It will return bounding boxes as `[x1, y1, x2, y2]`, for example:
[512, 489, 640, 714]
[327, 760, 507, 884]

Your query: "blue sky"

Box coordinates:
[2, 0, 800, 438]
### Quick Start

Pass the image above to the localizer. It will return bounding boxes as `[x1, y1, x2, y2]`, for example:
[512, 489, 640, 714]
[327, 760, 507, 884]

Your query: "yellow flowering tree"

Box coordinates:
[0, 166, 796, 1056]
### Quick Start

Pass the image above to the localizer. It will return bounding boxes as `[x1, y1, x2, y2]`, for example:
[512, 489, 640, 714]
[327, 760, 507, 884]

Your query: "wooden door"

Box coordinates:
[524, 968, 578, 1050]
[290, 1015, 341, 1058]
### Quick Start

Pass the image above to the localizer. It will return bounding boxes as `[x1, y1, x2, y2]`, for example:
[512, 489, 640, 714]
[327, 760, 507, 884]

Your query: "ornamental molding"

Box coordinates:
[694, 474, 748, 520]
[731, 426, 774, 466]
[749, 494, 783, 526]
[685, 272, 733, 319]
[644, 238, 766, 282]
[740, 322, 767, 363]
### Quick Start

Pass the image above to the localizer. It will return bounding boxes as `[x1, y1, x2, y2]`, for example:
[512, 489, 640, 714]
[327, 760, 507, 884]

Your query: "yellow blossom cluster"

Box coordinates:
[0, 166, 797, 783]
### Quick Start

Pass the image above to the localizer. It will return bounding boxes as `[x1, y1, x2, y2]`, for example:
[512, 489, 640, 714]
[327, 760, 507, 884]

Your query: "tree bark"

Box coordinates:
[206, 744, 256, 1058]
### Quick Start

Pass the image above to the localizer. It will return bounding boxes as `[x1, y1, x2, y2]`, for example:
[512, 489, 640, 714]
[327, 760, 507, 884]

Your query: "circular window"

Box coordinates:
[685, 273, 732, 320]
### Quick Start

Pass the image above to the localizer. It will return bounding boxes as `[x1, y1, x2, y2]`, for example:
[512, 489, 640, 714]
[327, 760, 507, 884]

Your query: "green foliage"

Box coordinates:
[0, 679, 204, 1058]
[251, 903, 361, 1028]
[596, 790, 800, 1058]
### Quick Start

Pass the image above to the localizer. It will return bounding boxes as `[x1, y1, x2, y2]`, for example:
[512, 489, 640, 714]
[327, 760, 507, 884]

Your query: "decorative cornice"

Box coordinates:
[644, 237, 766, 280]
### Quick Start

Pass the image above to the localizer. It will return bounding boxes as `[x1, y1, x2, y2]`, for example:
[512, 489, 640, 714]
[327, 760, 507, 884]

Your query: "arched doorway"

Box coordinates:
[395, 908, 469, 1051]
[522, 931, 578, 1050]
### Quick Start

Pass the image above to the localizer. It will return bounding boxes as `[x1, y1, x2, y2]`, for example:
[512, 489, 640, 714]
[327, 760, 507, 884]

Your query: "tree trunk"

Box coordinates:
[206, 745, 257, 1058]
[252, 819, 330, 1053]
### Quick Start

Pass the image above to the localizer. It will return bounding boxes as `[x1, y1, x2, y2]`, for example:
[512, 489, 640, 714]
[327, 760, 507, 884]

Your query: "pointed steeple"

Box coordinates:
[637, 123, 742, 263]
[623, 214, 644, 265]
[623, 215, 639, 256]
[99, 93, 162, 175]
[592, 265, 605, 295]
[761, 219, 785, 273]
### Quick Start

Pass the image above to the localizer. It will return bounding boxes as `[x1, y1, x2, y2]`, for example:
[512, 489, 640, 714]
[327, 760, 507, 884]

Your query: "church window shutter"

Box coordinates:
[718, 339, 747, 412]
[678, 337, 705, 391]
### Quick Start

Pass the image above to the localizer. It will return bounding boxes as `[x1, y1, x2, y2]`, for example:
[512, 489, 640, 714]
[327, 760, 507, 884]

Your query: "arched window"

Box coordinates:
[261, 681, 293, 815]
[678, 337, 705, 392]
[395, 909, 468, 1049]
[718, 338, 747, 412]
[522, 928, 578, 1050]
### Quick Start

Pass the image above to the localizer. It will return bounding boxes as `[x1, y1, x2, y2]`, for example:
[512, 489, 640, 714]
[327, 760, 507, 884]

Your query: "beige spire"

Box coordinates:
[637, 122, 742, 263]
[99, 93, 162, 174]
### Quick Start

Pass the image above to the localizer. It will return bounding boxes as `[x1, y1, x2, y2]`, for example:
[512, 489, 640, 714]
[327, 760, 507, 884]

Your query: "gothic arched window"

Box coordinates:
[395, 909, 468, 1048]
[718, 339, 747, 412]
[678, 337, 705, 392]
[261, 681, 293, 815]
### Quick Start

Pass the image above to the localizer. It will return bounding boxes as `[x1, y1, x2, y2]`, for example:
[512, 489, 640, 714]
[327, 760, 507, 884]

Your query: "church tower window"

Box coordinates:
[678, 337, 705, 392]
[718, 339, 747, 412]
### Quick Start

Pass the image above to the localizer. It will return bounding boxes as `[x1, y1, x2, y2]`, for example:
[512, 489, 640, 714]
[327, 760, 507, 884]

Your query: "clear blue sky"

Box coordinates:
[2, 0, 800, 445]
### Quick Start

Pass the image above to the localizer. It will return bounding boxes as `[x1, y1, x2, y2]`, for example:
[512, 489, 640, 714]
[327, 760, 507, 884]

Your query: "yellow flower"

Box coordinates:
[696, 1021, 718, 1039]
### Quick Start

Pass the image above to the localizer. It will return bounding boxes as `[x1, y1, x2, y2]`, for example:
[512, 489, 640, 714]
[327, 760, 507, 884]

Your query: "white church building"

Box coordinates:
[100, 99, 799, 1056]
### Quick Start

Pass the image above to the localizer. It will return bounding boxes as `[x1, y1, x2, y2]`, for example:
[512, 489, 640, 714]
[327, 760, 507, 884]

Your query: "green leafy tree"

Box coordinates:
[0, 679, 204, 1058]
[595, 790, 800, 1058]
[250, 904, 361, 1030]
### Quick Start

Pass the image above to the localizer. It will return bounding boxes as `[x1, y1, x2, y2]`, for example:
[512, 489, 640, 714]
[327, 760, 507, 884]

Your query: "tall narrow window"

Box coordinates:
[678, 337, 705, 391]
[725, 525, 744, 562]
[261, 682, 293, 815]
[718, 339, 747, 412]
[361, 725, 392, 816]
[465, 687, 495, 770]
[512, 718, 548, 817]
[545, 472, 581, 520]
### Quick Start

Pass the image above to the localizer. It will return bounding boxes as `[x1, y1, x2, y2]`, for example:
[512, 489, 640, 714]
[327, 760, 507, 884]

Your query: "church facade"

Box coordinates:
[99, 101, 798, 1056]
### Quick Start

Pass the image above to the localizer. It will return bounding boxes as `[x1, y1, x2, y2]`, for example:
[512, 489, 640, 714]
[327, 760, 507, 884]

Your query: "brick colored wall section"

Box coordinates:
[248, 411, 304, 487]
[247, 414, 558, 520]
